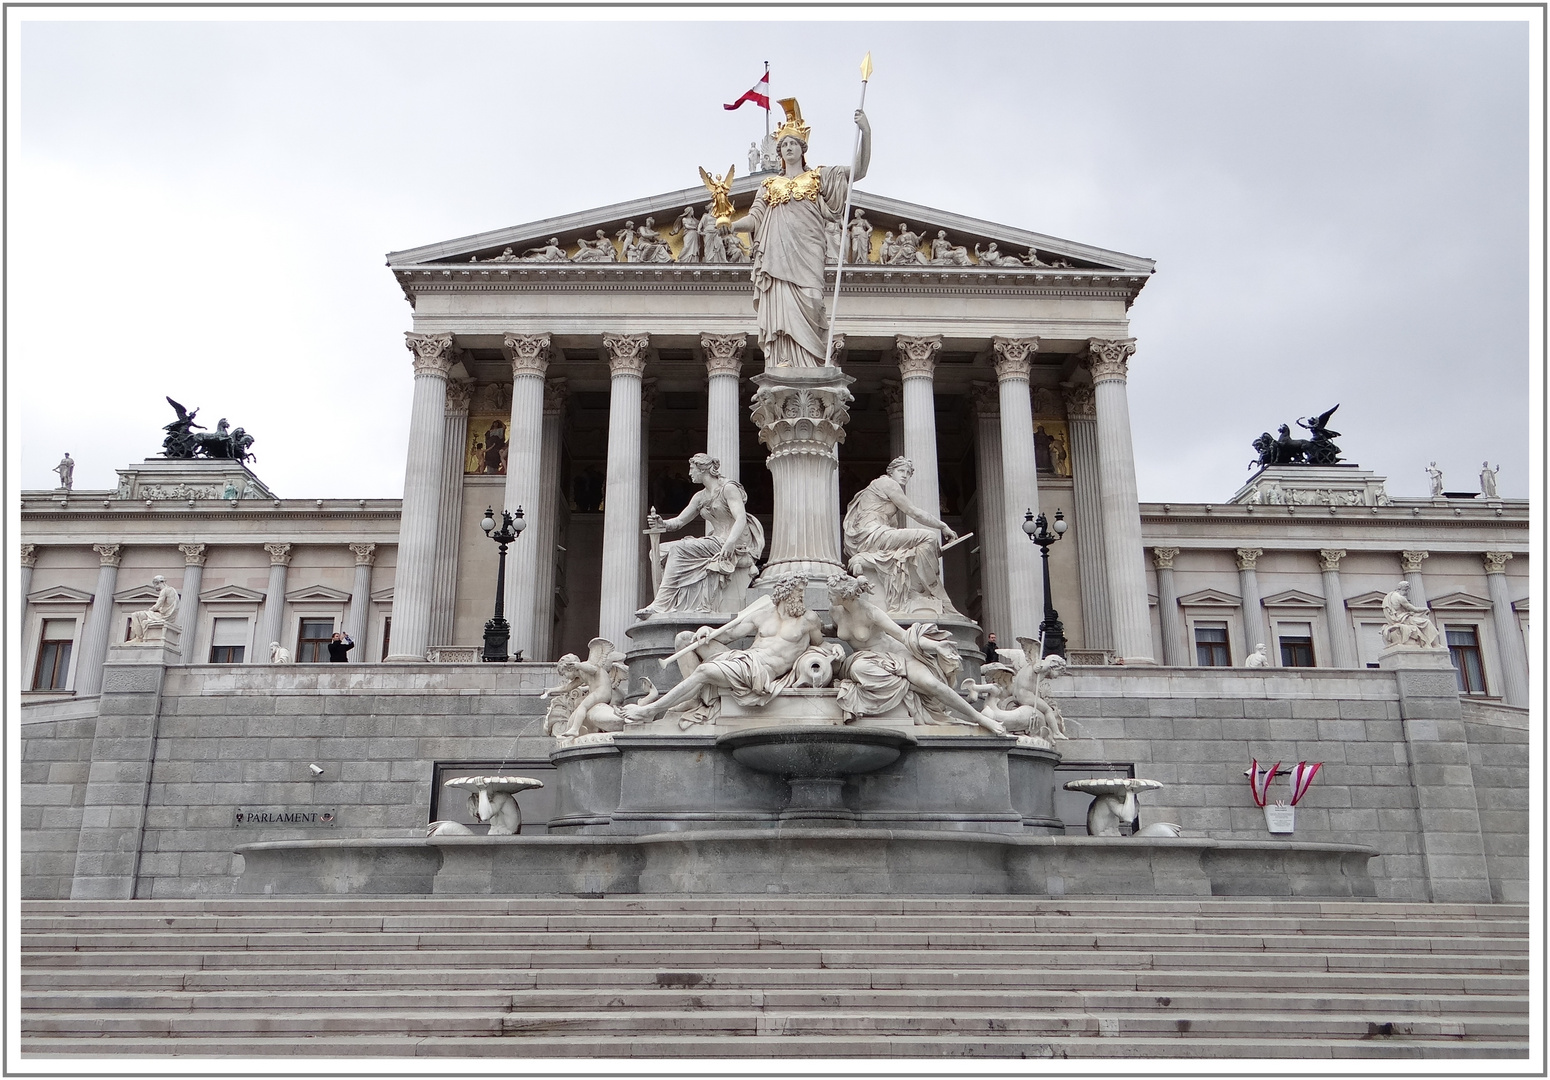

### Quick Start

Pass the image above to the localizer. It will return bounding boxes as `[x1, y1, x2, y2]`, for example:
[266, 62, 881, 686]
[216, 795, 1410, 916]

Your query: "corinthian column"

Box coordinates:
[431, 379, 473, 647]
[1063, 381, 1111, 651]
[878, 379, 905, 460]
[74, 544, 122, 696]
[894, 336, 943, 524]
[346, 543, 376, 661]
[386, 332, 454, 661]
[992, 337, 1043, 640]
[258, 543, 292, 662]
[502, 333, 552, 659]
[753, 367, 853, 582]
[20, 544, 36, 622]
[639, 377, 659, 610]
[1484, 552, 1528, 706]
[1152, 547, 1186, 666]
[599, 333, 648, 646]
[970, 383, 1011, 641]
[531, 378, 568, 661]
[177, 544, 207, 664]
[702, 333, 747, 483]
[1236, 547, 1267, 659]
[1318, 549, 1358, 668]
[1085, 338, 1153, 663]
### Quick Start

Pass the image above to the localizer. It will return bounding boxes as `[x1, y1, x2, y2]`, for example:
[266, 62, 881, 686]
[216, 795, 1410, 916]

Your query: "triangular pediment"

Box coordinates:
[113, 584, 170, 603]
[1346, 590, 1390, 610]
[1512, 597, 1529, 613]
[1261, 589, 1326, 609]
[371, 586, 395, 603]
[1429, 591, 1493, 612]
[286, 584, 351, 603]
[201, 584, 265, 603]
[1176, 588, 1241, 607]
[28, 585, 93, 604]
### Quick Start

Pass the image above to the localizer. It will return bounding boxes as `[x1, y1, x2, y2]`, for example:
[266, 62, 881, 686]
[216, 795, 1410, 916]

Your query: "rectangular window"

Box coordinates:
[1194, 624, 1231, 667]
[1446, 625, 1488, 695]
[32, 619, 75, 690]
[380, 617, 392, 661]
[296, 618, 335, 663]
[1278, 622, 1315, 667]
[209, 617, 248, 664]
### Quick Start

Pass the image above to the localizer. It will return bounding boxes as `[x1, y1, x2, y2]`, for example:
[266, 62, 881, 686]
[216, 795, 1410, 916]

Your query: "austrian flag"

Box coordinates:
[724, 71, 771, 112]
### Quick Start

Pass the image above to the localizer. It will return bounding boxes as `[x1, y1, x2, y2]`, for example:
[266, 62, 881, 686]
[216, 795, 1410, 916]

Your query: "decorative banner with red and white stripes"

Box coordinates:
[1288, 761, 1323, 806]
[1247, 759, 1280, 808]
[724, 71, 770, 112]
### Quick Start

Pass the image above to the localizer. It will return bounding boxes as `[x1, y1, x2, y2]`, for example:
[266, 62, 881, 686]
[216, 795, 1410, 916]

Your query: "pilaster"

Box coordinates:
[20, 543, 37, 621]
[1400, 550, 1431, 609]
[258, 543, 293, 663]
[878, 379, 905, 461]
[1318, 549, 1358, 668]
[1235, 547, 1267, 659]
[346, 543, 376, 660]
[1152, 547, 1186, 666]
[176, 544, 207, 664]
[1483, 552, 1528, 706]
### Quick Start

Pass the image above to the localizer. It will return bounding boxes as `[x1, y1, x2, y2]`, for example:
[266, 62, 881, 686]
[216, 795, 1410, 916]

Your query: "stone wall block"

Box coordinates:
[1146, 698, 1201, 718]
[1241, 699, 1294, 719]
[1337, 699, 1391, 720]
[1288, 700, 1343, 720]
[1098, 696, 1152, 718]
[1193, 699, 1246, 719]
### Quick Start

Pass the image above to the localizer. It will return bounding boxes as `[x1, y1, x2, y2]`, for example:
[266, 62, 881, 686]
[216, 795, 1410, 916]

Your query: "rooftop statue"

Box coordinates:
[161, 398, 256, 464]
[1251, 404, 1342, 467]
[725, 98, 871, 369]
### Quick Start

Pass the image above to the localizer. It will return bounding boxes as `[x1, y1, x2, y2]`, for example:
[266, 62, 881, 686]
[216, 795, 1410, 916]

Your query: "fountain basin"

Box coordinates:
[717, 726, 917, 825]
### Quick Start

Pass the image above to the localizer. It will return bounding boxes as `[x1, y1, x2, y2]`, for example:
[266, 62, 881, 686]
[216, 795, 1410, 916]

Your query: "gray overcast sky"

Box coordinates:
[11, 11, 1535, 503]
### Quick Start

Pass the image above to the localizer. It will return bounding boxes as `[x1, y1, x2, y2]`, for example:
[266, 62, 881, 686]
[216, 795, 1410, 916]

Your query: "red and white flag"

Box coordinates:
[724, 71, 770, 112]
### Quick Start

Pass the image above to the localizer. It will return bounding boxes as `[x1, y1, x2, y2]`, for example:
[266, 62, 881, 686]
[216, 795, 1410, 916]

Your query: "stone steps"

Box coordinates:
[22, 898, 1529, 1059]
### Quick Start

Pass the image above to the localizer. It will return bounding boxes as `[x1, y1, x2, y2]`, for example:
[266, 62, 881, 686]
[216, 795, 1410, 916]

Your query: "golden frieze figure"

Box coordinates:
[698, 165, 737, 226]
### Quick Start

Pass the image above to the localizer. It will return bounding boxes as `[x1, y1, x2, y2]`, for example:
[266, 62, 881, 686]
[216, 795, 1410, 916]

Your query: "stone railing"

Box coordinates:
[426, 646, 481, 663]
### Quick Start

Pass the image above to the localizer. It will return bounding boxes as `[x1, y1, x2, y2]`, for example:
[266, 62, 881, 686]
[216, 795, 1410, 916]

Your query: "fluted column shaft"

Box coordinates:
[879, 379, 905, 462]
[1087, 339, 1153, 662]
[702, 334, 746, 483]
[599, 334, 648, 647]
[970, 384, 1011, 641]
[20, 545, 36, 623]
[1484, 553, 1528, 706]
[430, 380, 473, 647]
[638, 378, 659, 610]
[1236, 548, 1267, 658]
[387, 332, 454, 660]
[74, 544, 121, 695]
[531, 379, 567, 662]
[992, 338, 1043, 640]
[501, 334, 552, 659]
[1064, 383, 1111, 650]
[346, 544, 376, 661]
[1153, 548, 1187, 665]
[1400, 551, 1431, 610]
[895, 337, 943, 525]
[1318, 549, 1358, 668]
[177, 544, 206, 664]
[258, 543, 292, 662]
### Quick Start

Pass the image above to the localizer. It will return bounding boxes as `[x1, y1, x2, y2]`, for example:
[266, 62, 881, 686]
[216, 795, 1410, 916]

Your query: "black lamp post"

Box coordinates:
[1022, 507, 1068, 659]
[480, 505, 526, 663]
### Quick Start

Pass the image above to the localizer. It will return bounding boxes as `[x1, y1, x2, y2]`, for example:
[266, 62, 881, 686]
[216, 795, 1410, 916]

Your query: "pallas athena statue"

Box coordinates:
[727, 98, 871, 369]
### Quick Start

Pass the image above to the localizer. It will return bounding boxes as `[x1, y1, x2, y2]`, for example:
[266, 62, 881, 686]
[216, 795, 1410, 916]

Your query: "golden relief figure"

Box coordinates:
[698, 165, 737, 226]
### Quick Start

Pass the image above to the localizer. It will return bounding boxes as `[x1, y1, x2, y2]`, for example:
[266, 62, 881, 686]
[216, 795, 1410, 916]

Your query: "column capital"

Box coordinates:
[444, 379, 475, 417]
[179, 543, 208, 566]
[700, 333, 747, 376]
[1400, 549, 1430, 573]
[20, 543, 37, 567]
[264, 542, 293, 567]
[349, 542, 377, 566]
[1061, 381, 1096, 418]
[93, 543, 122, 567]
[1085, 338, 1137, 383]
[991, 336, 1039, 381]
[1318, 548, 1346, 572]
[503, 333, 552, 378]
[1235, 547, 1262, 571]
[878, 379, 904, 421]
[969, 381, 1000, 418]
[405, 332, 456, 377]
[1151, 546, 1180, 570]
[895, 335, 943, 379]
[603, 333, 650, 376]
[543, 376, 569, 416]
[640, 377, 660, 417]
[1483, 551, 1514, 575]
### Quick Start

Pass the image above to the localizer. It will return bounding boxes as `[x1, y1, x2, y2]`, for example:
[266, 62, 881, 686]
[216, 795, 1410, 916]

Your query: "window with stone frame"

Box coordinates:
[1278, 622, 1316, 667]
[1194, 623, 1231, 666]
[32, 619, 75, 690]
[296, 618, 336, 663]
[209, 617, 249, 664]
[1445, 625, 1489, 695]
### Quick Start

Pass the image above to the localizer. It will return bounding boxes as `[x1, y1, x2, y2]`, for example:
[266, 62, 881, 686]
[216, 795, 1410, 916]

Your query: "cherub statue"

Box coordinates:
[547, 638, 654, 741]
[978, 637, 1069, 742]
[698, 164, 737, 226]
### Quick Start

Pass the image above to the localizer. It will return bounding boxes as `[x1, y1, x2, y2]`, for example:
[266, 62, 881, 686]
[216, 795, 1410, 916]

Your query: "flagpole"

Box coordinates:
[764, 61, 770, 142]
[822, 52, 872, 368]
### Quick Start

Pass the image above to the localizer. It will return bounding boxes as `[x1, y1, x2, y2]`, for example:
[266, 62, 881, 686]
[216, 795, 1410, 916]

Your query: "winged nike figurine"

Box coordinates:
[698, 165, 736, 226]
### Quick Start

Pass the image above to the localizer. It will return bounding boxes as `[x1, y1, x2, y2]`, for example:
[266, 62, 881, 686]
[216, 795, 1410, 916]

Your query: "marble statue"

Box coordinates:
[826, 574, 1005, 735]
[965, 639, 1069, 743]
[520, 238, 568, 262]
[571, 230, 617, 262]
[698, 205, 728, 263]
[241, 481, 261, 500]
[1020, 247, 1049, 267]
[1480, 462, 1499, 498]
[847, 210, 873, 264]
[127, 575, 179, 643]
[1382, 580, 1443, 649]
[1426, 462, 1444, 497]
[634, 218, 673, 263]
[825, 217, 843, 264]
[748, 141, 762, 173]
[53, 453, 74, 491]
[269, 642, 292, 664]
[721, 226, 750, 264]
[926, 231, 972, 266]
[1244, 643, 1269, 668]
[670, 206, 701, 263]
[973, 242, 1022, 268]
[621, 576, 825, 726]
[638, 453, 765, 618]
[542, 638, 653, 741]
[725, 98, 871, 368]
[842, 457, 960, 616]
[428, 775, 544, 836]
[1062, 778, 1178, 837]
[879, 231, 896, 264]
[888, 222, 925, 265]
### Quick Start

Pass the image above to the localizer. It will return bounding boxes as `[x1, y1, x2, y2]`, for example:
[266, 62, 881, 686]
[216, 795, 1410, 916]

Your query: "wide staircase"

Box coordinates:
[22, 897, 1528, 1059]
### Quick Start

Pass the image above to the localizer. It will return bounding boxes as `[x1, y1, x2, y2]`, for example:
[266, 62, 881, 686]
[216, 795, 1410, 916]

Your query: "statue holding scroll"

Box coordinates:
[842, 457, 960, 616]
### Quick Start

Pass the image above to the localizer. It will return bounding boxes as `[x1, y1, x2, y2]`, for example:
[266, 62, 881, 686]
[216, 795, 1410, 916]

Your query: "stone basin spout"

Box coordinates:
[717, 725, 916, 826]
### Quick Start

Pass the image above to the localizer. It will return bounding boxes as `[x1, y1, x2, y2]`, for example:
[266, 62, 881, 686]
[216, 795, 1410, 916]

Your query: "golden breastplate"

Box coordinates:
[761, 168, 823, 207]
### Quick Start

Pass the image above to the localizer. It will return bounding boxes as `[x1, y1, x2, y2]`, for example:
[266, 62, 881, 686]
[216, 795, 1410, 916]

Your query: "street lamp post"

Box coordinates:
[480, 505, 526, 663]
[1022, 507, 1069, 659]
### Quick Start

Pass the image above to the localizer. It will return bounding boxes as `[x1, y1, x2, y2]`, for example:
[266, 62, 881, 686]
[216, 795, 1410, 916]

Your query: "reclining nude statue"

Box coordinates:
[621, 575, 832, 727]
[842, 457, 960, 616]
[826, 574, 1005, 735]
[639, 453, 765, 618]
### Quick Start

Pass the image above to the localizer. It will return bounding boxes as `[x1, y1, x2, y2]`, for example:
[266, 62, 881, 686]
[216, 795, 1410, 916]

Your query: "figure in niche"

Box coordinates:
[698, 204, 728, 263]
[974, 242, 1023, 268]
[1382, 580, 1443, 650]
[127, 575, 179, 643]
[1033, 426, 1054, 472]
[842, 457, 961, 617]
[1049, 432, 1069, 476]
[926, 230, 972, 266]
[848, 210, 873, 264]
[639, 453, 765, 618]
[479, 421, 508, 475]
[724, 98, 871, 368]
[571, 230, 618, 263]
[748, 141, 762, 173]
[670, 206, 701, 263]
[827, 574, 1005, 734]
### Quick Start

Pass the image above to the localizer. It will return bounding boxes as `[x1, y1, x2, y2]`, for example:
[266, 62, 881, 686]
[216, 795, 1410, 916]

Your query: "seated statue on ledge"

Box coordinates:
[842, 457, 960, 616]
[127, 575, 179, 643]
[1382, 580, 1444, 650]
[638, 453, 765, 618]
